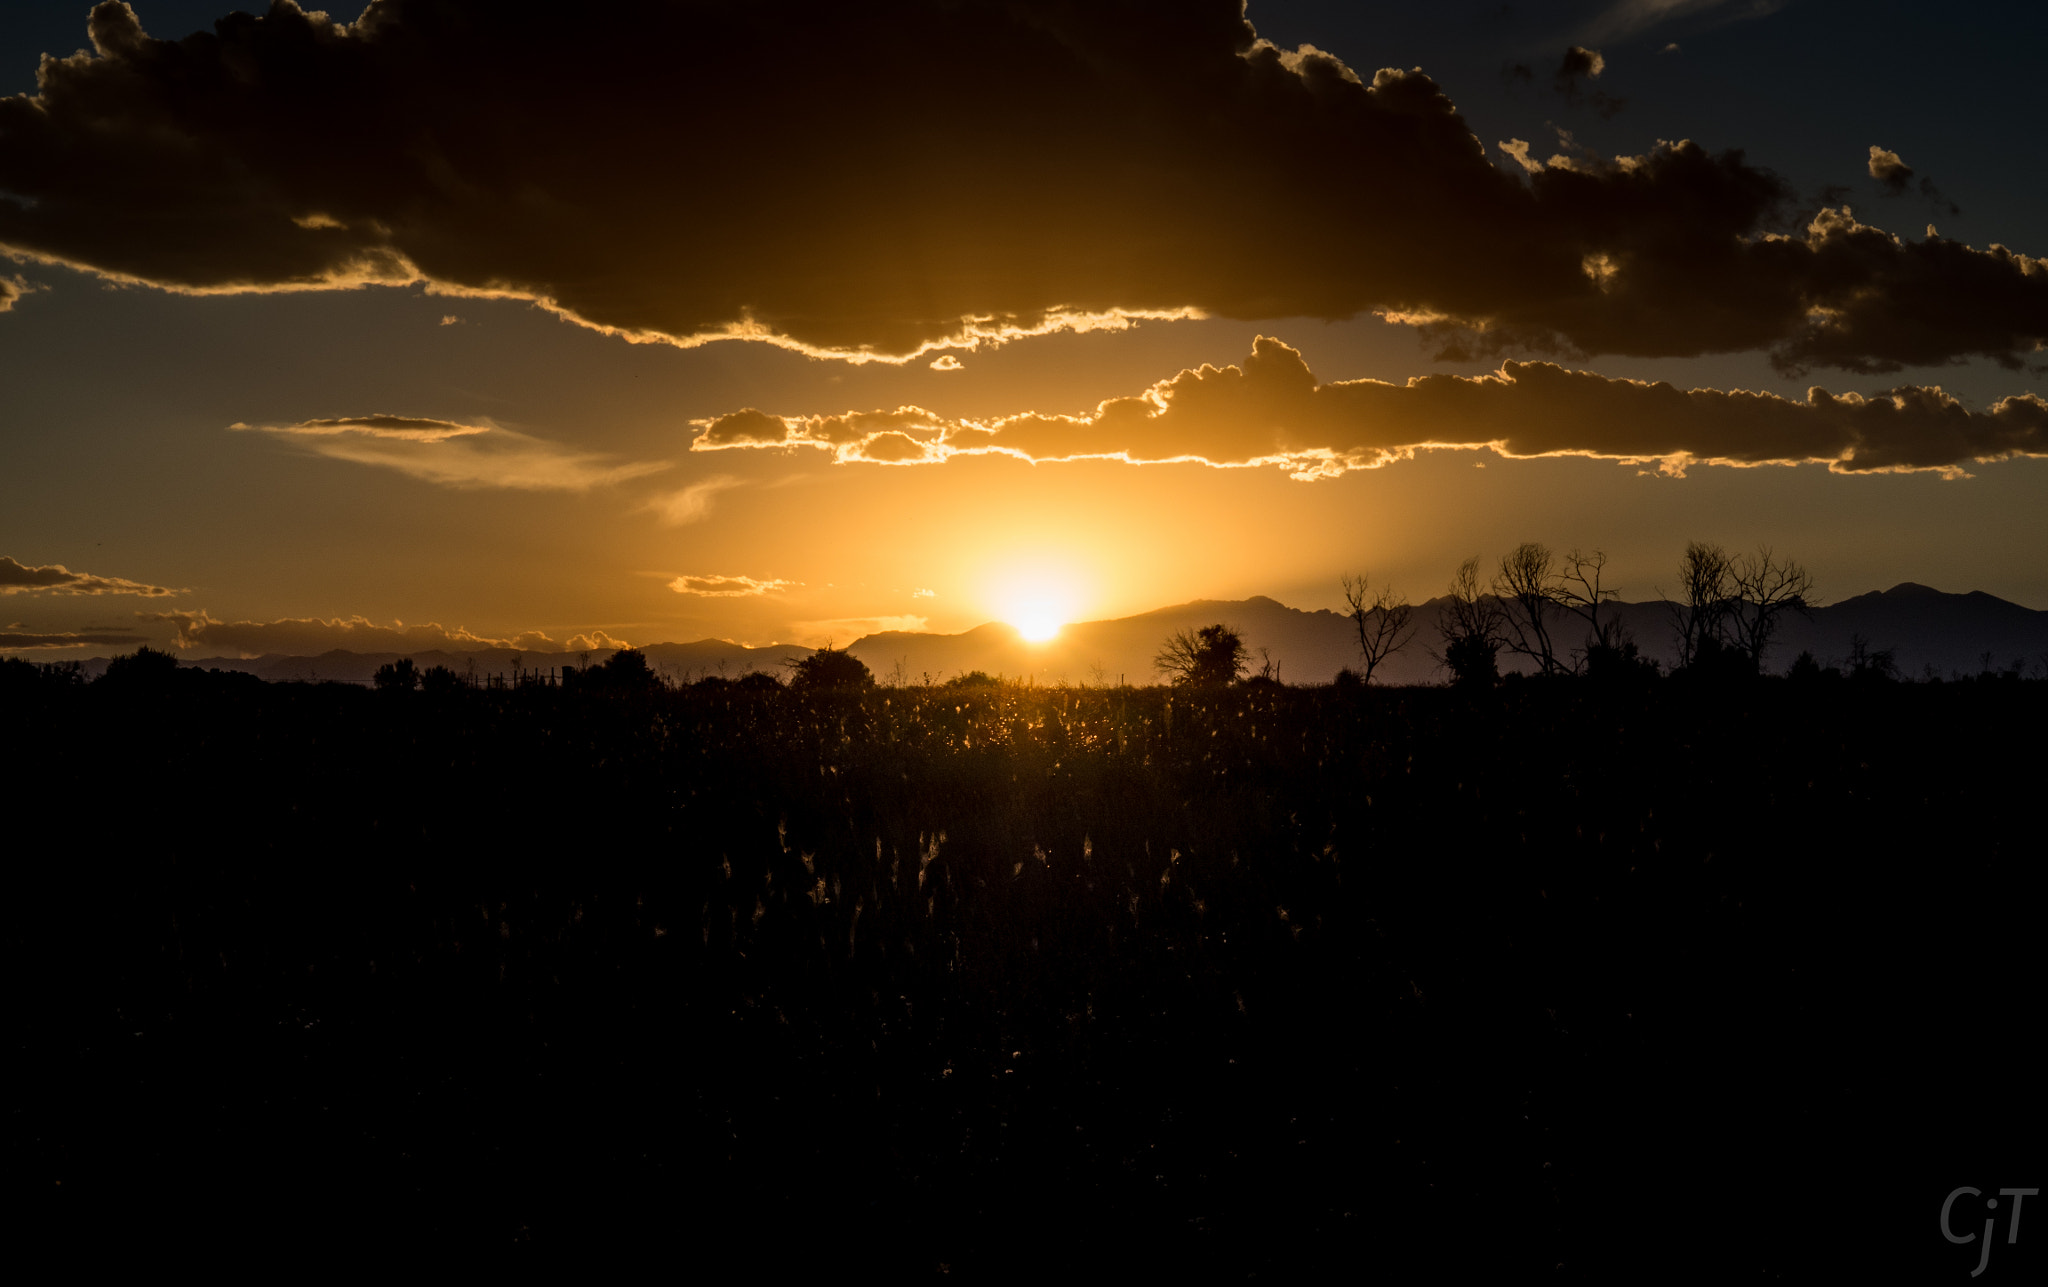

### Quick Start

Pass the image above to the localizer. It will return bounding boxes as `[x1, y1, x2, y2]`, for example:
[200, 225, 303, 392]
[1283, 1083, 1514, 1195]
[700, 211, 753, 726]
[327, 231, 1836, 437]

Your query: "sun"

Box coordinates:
[990, 559, 1085, 644]
[1013, 605, 1064, 643]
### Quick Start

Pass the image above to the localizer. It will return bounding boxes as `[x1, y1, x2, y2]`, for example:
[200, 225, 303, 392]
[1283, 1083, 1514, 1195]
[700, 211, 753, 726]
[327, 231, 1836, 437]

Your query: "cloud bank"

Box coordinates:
[2, 554, 179, 596]
[0, 1, 2038, 372]
[692, 337, 2048, 479]
[233, 415, 668, 490]
[141, 610, 568, 656]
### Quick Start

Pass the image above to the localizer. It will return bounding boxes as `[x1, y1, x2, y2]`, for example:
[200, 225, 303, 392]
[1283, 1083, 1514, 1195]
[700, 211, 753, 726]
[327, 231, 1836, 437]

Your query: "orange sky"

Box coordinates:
[2, 1, 2042, 658]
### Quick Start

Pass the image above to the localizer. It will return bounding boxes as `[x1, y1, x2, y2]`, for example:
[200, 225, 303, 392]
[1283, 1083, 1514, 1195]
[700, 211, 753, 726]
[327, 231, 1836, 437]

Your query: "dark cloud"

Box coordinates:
[1555, 46, 1625, 118]
[1868, 145, 1960, 218]
[0, 1, 2038, 371]
[1559, 45, 1606, 80]
[140, 610, 560, 655]
[1868, 146, 1914, 193]
[0, 628, 149, 649]
[1, 554, 178, 596]
[694, 337, 2048, 478]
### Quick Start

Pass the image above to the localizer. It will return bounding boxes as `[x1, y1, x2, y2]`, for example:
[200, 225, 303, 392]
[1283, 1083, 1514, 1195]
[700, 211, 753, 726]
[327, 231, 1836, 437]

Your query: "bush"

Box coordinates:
[1154, 624, 1246, 687]
[788, 647, 873, 691]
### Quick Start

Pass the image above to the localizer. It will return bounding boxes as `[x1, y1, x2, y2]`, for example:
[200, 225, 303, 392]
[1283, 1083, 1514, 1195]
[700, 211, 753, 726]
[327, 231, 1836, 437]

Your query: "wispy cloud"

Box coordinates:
[1, 555, 179, 597]
[233, 415, 670, 491]
[794, 615, 931, 640]
[668, 575, 797, 598]
[0, 274, 36, 312]
[1580, 0, 1786, 44]
[641, 474, 741, 526]
[0, 628, 149, 650]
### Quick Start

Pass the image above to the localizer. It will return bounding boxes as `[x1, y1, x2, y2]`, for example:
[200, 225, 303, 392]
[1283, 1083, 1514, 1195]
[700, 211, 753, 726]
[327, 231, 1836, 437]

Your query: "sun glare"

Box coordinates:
[1014, 607, 1063, 642]
[990, 559, 1085, 644]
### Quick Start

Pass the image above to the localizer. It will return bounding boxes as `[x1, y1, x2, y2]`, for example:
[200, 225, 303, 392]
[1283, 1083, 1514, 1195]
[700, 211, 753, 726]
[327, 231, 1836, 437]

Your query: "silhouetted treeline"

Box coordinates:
[7, 665, 2042, 1276]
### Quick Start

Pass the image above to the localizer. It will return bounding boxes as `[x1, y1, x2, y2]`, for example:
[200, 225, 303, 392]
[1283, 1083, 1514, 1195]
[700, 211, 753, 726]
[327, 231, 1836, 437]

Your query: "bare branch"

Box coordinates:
[1492, 542, 1566, 675]
[1726, 546, 1816, 669]
[1435, 556, 1507, 686]
[1342, 573, 1416, 685]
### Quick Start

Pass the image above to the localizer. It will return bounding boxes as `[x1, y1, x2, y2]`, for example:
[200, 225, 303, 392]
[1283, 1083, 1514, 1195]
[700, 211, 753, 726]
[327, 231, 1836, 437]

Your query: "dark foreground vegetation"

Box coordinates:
[8, 658, 2043, 1276]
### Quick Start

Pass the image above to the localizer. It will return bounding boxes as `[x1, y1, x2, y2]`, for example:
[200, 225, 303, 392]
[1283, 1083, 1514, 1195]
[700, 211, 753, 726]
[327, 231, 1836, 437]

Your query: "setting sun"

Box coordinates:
[1013, 607, 1064, 642]
[990, 559, 1086, 644]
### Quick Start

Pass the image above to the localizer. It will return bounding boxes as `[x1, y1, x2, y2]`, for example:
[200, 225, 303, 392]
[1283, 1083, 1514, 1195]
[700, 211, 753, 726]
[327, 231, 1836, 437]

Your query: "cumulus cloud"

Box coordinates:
[1, 554, 179, 596]
[233, 415, 669, 490]
[139, 610, 558, 656]
[668, 575, 797, 598]
[693, 336, 2048, 479]
[0, 1, 2037, 372]
[0, 628, 149, 650]
[0, 275, 28, 312]
[563, 630, 632, 652]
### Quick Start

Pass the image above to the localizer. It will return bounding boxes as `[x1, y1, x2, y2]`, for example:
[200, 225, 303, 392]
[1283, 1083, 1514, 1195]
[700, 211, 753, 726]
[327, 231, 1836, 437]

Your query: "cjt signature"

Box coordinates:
[1942, 1187, 2037, 1277]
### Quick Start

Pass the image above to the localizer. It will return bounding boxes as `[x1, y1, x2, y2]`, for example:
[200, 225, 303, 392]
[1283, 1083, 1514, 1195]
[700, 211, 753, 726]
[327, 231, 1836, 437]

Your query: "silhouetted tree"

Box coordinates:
[373, 658, 421, 691]
[584, 647, 661, 690]
[1493, 542, 1567, 675]
[1154, 624, 1246, 687]
[945, 671, 1001, 688]
[1846, 634, 1897, 683]
[1725, 547, 1815, 669]
[420, 663, 465, 693]
[1665, 541, 1734, 669]
[1556, 547, 1625, 667]
[1342, 573, 1415, 685]
[1434, 557, 1505, 687]
[789, 646, 874, 691]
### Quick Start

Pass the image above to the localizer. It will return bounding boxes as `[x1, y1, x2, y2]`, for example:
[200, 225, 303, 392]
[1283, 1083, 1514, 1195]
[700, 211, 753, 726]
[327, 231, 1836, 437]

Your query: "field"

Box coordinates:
[9, 664, 2043, 1275]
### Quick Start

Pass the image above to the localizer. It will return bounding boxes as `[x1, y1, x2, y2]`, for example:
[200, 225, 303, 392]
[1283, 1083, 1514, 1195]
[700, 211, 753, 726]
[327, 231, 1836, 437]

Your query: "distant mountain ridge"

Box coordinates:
[55, 584, 2048, 685]
[845, 584, 2048, 687]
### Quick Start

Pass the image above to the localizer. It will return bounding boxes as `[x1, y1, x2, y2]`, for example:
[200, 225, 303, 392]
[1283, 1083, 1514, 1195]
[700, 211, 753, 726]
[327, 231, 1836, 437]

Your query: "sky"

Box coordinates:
[2, 0, 2043, 659]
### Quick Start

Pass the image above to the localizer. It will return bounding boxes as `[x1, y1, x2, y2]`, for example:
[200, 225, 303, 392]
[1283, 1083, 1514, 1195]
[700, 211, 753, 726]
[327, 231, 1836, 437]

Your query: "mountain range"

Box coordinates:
[53, 583, 2048, 686]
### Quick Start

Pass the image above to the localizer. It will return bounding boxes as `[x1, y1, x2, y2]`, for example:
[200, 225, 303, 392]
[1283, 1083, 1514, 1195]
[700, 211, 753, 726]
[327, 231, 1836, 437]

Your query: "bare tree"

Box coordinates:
[1492, 542, 1567, 675]
[1252, 646, 1283, 683]
[1555, 548, 1623, 662]
[1726, 546, 1815, 669]
[1663, 541, 1733, 668]
[1434, 556, 1506, 686]
[1342, 573, 1416, 685]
